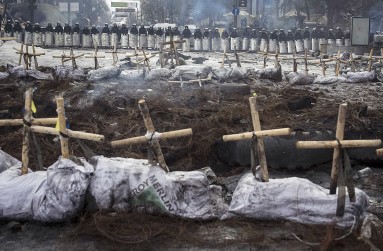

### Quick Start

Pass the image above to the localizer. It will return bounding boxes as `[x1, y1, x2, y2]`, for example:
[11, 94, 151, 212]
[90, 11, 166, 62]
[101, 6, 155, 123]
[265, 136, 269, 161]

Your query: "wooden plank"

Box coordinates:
[0, 118, 57, 126]
[111, 128, 192, 147]
[249, 96, 269, 182]
[21, 88, 33, 175]
[296, 139, 381, 149]
[330, 103, 347, 194]
[30, 125, 104, 142]
[223, 128, 291, 142]
[56, 97, 70, 158]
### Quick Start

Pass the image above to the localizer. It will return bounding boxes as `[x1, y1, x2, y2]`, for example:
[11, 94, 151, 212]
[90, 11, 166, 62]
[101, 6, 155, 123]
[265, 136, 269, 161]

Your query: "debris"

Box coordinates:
[357, 167, 373, 179]
[53, 65, 86, 81]
[88, 66, 122, 81]
[285, 71, 315, 85]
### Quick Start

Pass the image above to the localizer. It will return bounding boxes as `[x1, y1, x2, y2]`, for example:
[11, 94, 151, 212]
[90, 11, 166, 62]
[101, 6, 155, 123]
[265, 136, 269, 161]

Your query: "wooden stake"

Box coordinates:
[249, 96, 269, 182]
[304, 50, 308, 73]
[0, 118, 57, 126]
[329, 103, 347, 194]
[21, 88, 33, 175]
[223, 128, 291, 141]
[321, 58, 326, 76]
[377, 148, 383, 157]
[368, 48, 373, 72]
[56, 97, 70, 158]
[138, 99, 168, 172]
[335, 51, 340, 76]
[297, 139, 381, 149]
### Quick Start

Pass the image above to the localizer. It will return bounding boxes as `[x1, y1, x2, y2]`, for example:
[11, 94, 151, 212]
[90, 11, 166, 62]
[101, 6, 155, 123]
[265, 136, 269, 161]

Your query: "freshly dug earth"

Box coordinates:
[1, 75, 382, 173]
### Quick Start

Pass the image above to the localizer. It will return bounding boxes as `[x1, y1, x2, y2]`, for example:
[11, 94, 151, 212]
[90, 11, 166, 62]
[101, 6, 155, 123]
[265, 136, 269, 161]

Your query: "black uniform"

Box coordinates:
[33, 23, 41, 33]
[90, 26, 99, 34]
[130, 25, 138, 35]
[182, 26, 192, 38]
[173, 27, 180, 36]
[251, 29, 257, 39]
[203, 29, 210, 38]
[147, 26, 155, 36]
[120, 24, 128, 35]
[278, 29, 286, 42]
[221, 30, 229, 39]
[55, 23, 63, 33]
[294, 29, 302, 40]
[25, 22, 34, 33]
[138, 25, 146, 35]
[242, 27, 251, 39]
[5, 20, 13, 35]
[46, 23, 54, 32]
[102, 24, 110, 34]
[156, 28, 164, 36]
[194, 29, 202, 39]
[303, 28, 311, 39]
[82, 26, 90, 35]
[165, 27, 172, 38]
[13, 21, 22, 33]
[212, 29, 220, 39]
[73, 23, 81, 33]
[64, 23, 72, 34]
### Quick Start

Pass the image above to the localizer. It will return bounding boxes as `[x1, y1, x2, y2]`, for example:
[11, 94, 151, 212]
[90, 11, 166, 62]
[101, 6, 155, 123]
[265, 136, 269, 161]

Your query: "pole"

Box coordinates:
[68, 0, 71, 25]
[234, 0, 238, 29]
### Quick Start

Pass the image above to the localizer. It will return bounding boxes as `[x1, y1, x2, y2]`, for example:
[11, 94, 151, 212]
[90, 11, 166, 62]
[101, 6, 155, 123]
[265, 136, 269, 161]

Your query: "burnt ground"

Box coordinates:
[0, 67, 383, 250]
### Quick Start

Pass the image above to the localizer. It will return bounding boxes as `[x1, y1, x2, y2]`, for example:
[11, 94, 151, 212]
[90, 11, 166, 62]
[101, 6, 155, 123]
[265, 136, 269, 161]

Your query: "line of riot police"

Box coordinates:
[2, 19, 352, 53]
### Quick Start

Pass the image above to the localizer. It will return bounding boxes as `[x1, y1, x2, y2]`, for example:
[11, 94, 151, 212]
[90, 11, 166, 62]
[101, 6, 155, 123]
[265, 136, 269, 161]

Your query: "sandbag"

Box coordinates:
[222, 173, 369, 227]
[0, 150, 19, 173]
[344, 71, 376, 83]
[172, 65, 212, 80]
[86, 156, 227, 219]
[285, 71, 315, 85]
[146, 68, 172, 81]
[0, 154, 93, 222]
[212, 67, 250, 81]
[118, 69, 145, 80]
[88, 66, 122, 81]
[54, 65, 86, 81]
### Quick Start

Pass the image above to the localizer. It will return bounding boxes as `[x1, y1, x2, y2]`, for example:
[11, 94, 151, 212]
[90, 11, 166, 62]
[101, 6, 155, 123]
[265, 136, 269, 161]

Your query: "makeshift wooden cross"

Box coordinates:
[0, 89, 105, 174]
[257, 51, 280, 69]
[220, 48, 232, 68]
[85, 46, 105, 69]
[14, 44, 45, 70]
[296, 104, 382, 216]
[0, 88, 57, 174]
[105, 45, 125, 66]
[136, 49, 157, 72]
[53, 48, 84, 68]
[110, 99, 193, 172]
[160, 40, 185, 66]
[362, 48, 383, 72]
[222, 95, 292, 182]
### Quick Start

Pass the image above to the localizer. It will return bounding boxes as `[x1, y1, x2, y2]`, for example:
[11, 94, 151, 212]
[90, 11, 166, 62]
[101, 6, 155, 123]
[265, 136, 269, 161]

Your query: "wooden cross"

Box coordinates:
[0, 88, 105, 174]
[110, 99, 193, 173]
[14, 44, 45, 70]
[296, 103, 381, 216]
[257, 51, 280, 69]
[136, 49, 156, 72]
[53, 48, 84, 68]
[85, 46, 105, 69]
[361, 48, 383, 72]
[105, 45, 125, 66]
[160, 40, 185, 66]
[220, 48, 232, 68]
[222, 96, 292, 182]
[296, 103, 382, 194]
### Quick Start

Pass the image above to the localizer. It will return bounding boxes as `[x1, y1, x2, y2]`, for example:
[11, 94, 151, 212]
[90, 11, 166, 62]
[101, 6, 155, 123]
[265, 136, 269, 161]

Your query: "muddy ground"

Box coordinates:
[0, 45, 383, 250]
